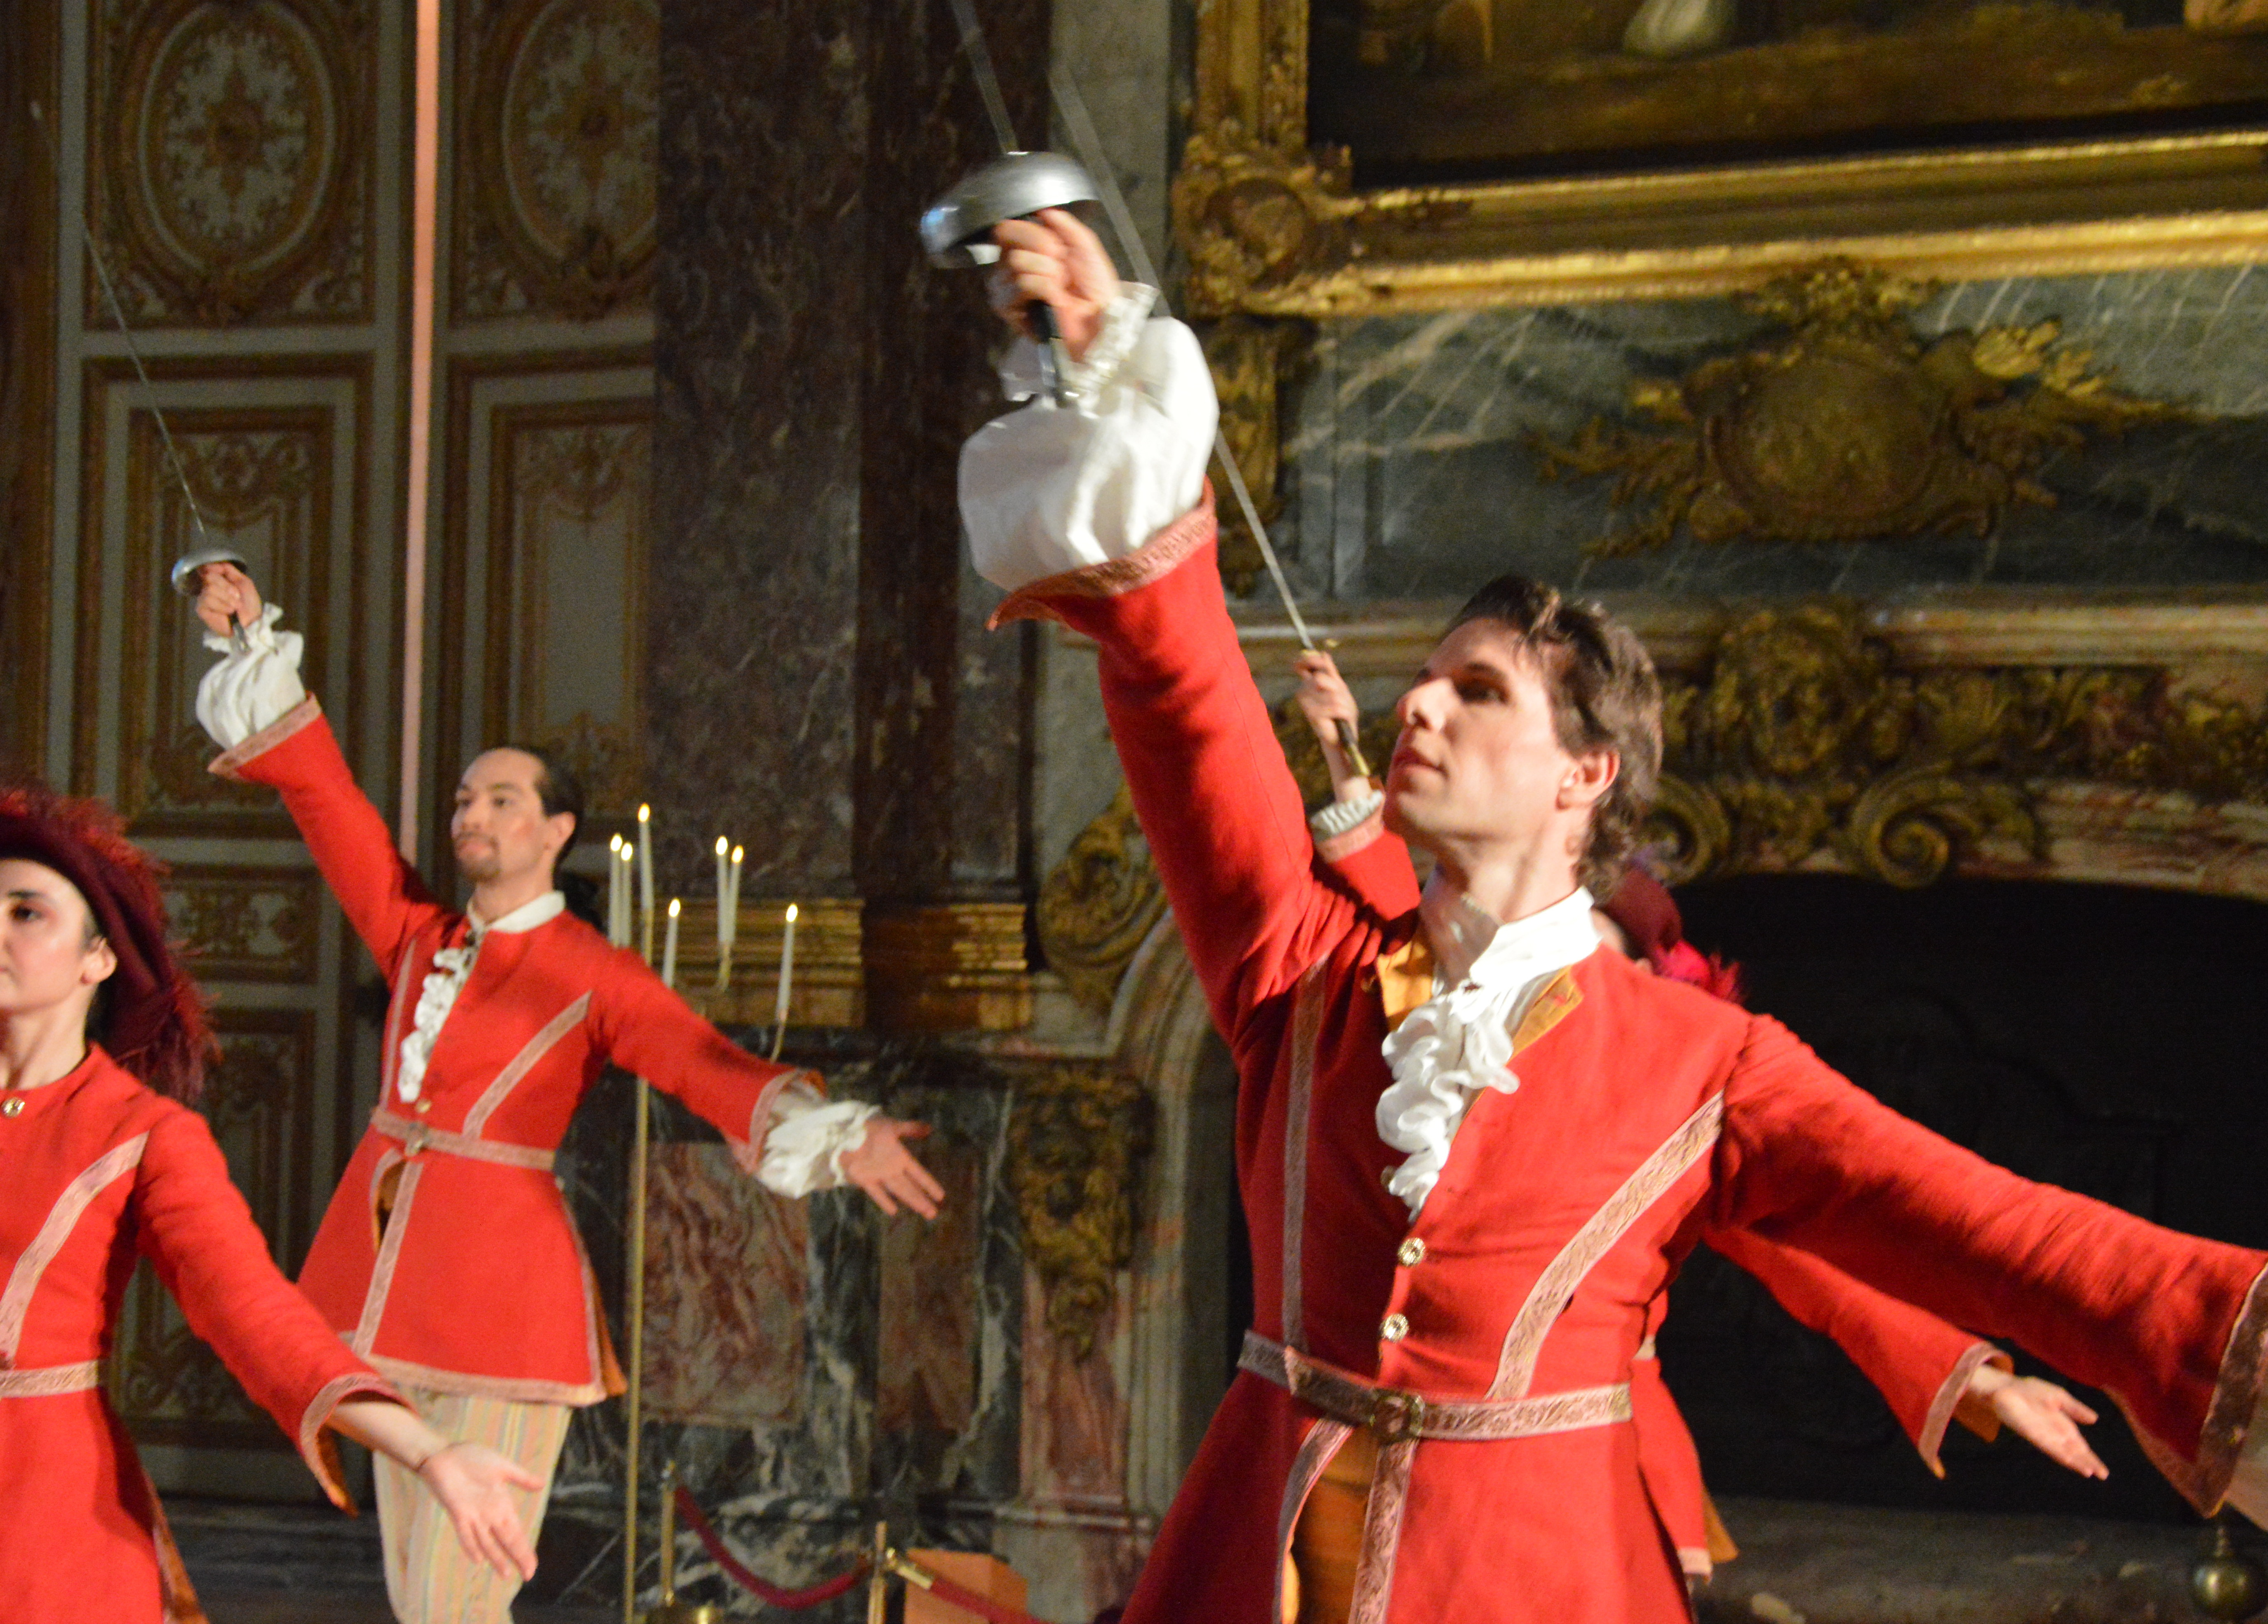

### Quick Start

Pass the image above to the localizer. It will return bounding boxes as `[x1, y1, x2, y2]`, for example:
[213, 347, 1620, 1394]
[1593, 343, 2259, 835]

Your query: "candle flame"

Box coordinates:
[785, 902, 798, 923]
[610, 833, 623, 852]
[731, 844, 744, 863]
[668, 898, 681, 918]
[638, 803, 651, 823]
[621, 842, 634, 861]
[715, 835, 728, 856]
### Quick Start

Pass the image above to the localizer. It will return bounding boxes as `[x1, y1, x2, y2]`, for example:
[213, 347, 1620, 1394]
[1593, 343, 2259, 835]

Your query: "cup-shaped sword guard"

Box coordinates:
[919, 150, 1099, 268]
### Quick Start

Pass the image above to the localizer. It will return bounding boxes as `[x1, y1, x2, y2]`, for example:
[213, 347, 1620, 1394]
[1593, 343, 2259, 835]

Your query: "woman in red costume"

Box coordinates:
[0, 784, 541, 1624]
[1288, 652, 2107, 1590]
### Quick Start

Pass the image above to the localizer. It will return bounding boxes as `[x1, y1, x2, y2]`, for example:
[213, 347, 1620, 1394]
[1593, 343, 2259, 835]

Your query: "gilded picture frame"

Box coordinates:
[1175, 0, 2268, 316]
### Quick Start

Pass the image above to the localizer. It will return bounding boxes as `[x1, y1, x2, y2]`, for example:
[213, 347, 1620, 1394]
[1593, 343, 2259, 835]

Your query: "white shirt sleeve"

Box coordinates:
[958, 289, 1219, 594]
[195, 602, 309, 748]
[748, 1076, 882, 1198]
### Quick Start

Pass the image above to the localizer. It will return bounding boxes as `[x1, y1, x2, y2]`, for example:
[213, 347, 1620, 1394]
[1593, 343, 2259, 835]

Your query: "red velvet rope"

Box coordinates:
[671, 1488, 867, 1608]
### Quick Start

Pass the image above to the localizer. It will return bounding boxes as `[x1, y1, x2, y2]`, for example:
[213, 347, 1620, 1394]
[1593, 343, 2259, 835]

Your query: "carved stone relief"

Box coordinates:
[92, 0, 369, 325]
[162, 865, 322, 982]
[1009, 1065, 1155, 1361]
[457, 0, 659, 319]
[1533, 263, 2180, 556]
[1652, 602, 2268, 888]
[1035, 785, 1168, 1015]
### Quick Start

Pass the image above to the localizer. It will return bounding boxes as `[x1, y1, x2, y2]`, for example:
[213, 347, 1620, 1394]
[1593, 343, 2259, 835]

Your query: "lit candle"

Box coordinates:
[608, 834, 626, 945]
[619, 843, 636, 949]
[661, 898, 681, 990]
[769, 902, 798, 1058]
[713, 838, 730, 940]
[726, 845, 745, 941]
[636, 804, 655, 963]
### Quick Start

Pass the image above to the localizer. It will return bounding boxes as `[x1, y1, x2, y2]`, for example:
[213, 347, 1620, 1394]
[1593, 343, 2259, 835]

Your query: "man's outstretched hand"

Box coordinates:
[989, 207, 1120, 364]
[193, 559, 264, 639]
[842, 1117, 946, 1219]
[1962, 1363, 2109, 1479]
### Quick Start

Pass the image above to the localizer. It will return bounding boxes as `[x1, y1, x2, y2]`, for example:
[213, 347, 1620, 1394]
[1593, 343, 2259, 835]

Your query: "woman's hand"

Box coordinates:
[841, 1117, 946, 1219]
[1293, 649, 1371, 804]
[193, 560, 263, 639]
[988, 208, 1120, 362]
[1962, 1363, 2108, 1479]
[417, 1442, 544, 1580]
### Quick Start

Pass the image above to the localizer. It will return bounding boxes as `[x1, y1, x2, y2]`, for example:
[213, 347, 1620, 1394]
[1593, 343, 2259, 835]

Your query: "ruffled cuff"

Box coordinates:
[1311, 790, 1386, 863]
[997, 284, 1160, 410]
[196, 603, 309, 749]
[299, 1370, 409, 1513]
[209, 694, 325, 782]
[743, 1077, 882, 1197]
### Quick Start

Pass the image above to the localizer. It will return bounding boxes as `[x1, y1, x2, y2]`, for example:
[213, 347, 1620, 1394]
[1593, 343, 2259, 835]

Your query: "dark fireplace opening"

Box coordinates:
[1663, 874, 2268, 1522]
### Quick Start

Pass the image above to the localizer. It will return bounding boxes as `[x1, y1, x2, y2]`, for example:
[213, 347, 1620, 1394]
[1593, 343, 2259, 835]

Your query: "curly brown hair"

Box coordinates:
[1445, 576, 1662, 895]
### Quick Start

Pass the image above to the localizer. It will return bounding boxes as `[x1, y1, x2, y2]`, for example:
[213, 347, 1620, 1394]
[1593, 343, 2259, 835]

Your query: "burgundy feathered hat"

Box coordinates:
[0, 784, 215, 1101]
[1600, 865, 1744, 1005]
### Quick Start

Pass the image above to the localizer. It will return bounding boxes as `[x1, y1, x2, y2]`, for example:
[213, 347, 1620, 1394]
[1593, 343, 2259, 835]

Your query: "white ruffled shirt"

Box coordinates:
[194, 605, 873, 1196]
[1378, 880, 1599, 1214]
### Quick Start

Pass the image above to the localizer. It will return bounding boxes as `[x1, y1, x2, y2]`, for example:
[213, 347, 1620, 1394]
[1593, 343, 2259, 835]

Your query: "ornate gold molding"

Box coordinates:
[1652, 601, 2268, 888]
[1200, 317, 1310, 591]
[863, 902, 1031, 1033]
[1009, 1065, 1154, 1361]
[1532, 263, 2179, 556]
[1178, 0, 2268, 318]
[673, 897, 866, 1029]
[1036, 787, 1168, 1015]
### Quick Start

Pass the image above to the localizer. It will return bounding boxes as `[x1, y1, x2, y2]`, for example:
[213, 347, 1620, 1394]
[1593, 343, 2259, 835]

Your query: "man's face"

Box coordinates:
[0, 858, 115, 1020]
[1383, 619, 1609, 864]
[451, 750, 572, 889]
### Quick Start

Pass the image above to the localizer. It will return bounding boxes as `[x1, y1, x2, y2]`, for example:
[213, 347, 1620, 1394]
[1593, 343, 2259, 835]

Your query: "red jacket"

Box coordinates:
[0, 1048, 399, 1624]
[215, 699, 811, 1403]
[1321, 823, 2002, 1568]
[993, 498, 2268, 1624]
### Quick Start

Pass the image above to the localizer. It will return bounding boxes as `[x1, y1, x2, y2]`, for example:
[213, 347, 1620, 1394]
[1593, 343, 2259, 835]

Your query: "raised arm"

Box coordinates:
[964, 211, 1357, 1046]
[189, 564, 446, 980]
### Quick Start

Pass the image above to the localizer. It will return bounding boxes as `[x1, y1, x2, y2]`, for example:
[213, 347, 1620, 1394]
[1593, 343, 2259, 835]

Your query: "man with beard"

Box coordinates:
[959, 208, 2268, 1624]
[185, 563, 943, 1624]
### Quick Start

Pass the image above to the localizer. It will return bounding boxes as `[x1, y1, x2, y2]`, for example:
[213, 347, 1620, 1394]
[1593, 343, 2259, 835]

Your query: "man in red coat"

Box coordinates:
[962, 210, 2268, 1624]
[185, 565, 943, 1622]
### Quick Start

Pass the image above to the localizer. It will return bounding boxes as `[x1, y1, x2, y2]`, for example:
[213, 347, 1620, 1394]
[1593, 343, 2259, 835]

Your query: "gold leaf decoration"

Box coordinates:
[1654, 602, 2268, 888]
[1534, 262, 2181, 555]
[1036, 786, 1169, 1015]
[1008, 1067, 1154, 1361]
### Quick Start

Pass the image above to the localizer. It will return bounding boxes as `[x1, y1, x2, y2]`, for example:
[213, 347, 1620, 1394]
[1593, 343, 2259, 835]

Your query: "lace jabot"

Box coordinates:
[1374, 879, 1599, 1215]
[394, 890, 566, 1105]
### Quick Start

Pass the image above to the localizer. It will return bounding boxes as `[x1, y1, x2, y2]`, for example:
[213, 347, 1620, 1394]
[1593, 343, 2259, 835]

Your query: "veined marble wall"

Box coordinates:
[1277, 266, 2268, 604]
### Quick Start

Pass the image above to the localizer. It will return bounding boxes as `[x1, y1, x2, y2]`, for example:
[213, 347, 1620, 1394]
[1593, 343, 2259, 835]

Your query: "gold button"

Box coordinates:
[1397, 1236, 1426, 1267]
[1, 1096, 22, 1119]
[414, 1098, 432, 1115]
[1380, 1313, 1409, 1342]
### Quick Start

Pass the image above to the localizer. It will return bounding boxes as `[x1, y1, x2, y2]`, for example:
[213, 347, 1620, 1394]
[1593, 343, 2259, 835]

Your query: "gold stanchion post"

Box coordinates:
[623, 1076, 652, 1622]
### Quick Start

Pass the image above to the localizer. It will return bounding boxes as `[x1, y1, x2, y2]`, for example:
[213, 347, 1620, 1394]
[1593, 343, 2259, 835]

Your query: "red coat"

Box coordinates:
[214, 699, 811, 1404]
[1322, 825, 2000, 1568]
[0, 1048, 399, 1624]
[992, 498, 2268, 1624]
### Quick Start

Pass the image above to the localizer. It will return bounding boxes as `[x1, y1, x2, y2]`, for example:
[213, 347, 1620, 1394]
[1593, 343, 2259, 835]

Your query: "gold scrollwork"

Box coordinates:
[1175, 132, 1360, 316]
[1008, 1065, 1154, 1361]
[1652, 601, 2268, 888]
[1036, 786, 1168, 1015]
[1534, 263, 2180, 555]
[1202, 316, 1310, 592]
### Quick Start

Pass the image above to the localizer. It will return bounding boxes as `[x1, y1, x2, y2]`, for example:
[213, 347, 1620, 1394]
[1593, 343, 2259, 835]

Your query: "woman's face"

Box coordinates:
[0, 859, 115, 1020]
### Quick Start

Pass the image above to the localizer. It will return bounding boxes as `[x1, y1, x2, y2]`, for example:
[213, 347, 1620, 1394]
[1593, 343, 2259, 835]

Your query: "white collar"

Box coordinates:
[467, 889, 566, 937]
[1419, 874, 1598, 991]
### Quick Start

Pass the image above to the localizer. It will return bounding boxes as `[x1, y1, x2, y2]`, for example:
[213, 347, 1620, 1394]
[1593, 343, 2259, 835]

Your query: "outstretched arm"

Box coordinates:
[595, 953, 943, 1220]
[965, 211, 1359, 1050]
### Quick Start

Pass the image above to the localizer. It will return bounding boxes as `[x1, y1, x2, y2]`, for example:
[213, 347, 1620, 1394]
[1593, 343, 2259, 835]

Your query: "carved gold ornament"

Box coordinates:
[101, 0, 363, 325]
[1534, 264, 2180, 556]
[1652, 602, 2268, 888]
[1036, 786, 1169, 1014]
[1008, 1067, 1154, 1361]
[463, 0, 658, 318]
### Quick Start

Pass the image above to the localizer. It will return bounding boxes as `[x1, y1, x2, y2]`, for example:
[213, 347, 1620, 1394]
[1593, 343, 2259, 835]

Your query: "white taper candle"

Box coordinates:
[661, 897, 681, 989]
